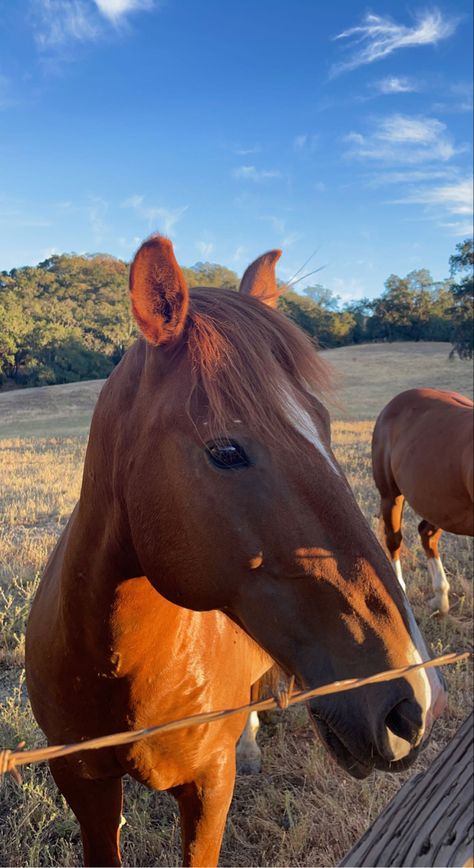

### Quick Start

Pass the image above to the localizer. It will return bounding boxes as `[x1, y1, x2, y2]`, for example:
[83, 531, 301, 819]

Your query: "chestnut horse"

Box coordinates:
[26, 237, 445, 868]
[372, 388, 473, 614]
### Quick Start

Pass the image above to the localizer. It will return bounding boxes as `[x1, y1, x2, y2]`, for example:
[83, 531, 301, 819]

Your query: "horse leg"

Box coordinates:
[380, 494, 406, 591]
[236, 680, 261, 774]
[418, 521, 450, 614]
[236, 710, 261, 774]
[236, 665, 293, 775]
[49, 759, 123, 867]
[171, 753, 236, 867]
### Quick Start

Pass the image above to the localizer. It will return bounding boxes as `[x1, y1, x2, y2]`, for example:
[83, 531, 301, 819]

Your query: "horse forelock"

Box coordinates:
[182, 287, 333, 447]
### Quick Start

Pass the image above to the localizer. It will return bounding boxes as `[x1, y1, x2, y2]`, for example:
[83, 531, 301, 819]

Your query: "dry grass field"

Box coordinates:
[0, 342, 472, 867]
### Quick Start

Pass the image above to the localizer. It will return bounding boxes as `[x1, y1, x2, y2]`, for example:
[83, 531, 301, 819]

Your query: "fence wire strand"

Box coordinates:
[0, 651, 469, 785]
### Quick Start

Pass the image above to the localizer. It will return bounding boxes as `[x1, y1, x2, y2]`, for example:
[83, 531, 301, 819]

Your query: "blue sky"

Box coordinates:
[1, 0, 472, 300]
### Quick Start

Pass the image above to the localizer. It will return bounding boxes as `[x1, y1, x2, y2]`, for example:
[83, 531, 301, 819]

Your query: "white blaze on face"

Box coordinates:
[401, 596, 443, 727]
[283, 388, 340, 474]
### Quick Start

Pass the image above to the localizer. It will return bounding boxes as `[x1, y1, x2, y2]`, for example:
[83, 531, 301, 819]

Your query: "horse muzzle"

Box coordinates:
[307, 689, 429, 779]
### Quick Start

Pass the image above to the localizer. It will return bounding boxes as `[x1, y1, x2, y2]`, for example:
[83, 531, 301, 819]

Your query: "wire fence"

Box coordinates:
[0, 650, 469, 785]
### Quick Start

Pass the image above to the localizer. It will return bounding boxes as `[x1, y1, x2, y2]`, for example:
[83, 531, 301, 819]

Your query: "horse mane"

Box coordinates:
[182, 287, 334, 445]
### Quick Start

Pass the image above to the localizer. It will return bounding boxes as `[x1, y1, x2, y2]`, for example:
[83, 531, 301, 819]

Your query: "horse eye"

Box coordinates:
[206, 440, 250, 470]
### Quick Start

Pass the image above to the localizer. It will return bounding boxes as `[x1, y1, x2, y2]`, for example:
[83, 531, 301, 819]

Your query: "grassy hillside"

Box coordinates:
[328, 342, 473, 419]
[0, 340, 472, 866]
[0, 342, 472, 439]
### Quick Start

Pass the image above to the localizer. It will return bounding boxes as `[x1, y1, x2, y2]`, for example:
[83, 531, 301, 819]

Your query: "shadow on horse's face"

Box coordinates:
[114, 235, 446, 779]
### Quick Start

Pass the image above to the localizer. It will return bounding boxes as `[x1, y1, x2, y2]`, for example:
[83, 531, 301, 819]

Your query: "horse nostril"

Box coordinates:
[386, 698, 423, 746]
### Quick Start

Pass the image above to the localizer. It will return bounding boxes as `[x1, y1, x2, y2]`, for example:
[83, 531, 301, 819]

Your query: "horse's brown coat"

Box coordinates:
[372, 387, 473, 613]
[26, 237, 445, 867]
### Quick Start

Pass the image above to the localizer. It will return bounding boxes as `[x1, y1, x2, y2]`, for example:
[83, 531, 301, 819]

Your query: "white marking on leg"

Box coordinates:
[282, 388, 340, 474]
[428, 557, 450, 613]
[392, 559, 406, 592]
[236, 711, 261, 774]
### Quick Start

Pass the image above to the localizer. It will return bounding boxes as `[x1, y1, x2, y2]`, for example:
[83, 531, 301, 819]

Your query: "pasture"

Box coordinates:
[0, 341, 472, 867]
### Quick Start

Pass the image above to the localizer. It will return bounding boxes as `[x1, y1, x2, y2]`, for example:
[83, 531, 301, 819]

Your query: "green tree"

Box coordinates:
[448, 239, 474, 359]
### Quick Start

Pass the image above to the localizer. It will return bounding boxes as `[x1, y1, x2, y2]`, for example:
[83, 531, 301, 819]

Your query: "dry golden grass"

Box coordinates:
[0, 342, 472, 867]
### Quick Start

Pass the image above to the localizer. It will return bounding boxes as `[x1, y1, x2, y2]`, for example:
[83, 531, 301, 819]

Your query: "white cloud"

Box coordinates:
[260, 214, 286, 234]
[331, 276, 368, 303]
[32, 0, 155, 48]
[88, 195, 108, 242]
[432, 81, 473, 114]
[122, 194, 188, 236]
[293, 134, 307, 151]
[233, 144, 261, 156]
[232, 165, 281, 182]
[33, 0, 99, 47]
[394, 177, 473, 216]
[374, 76, 418, 94]
[390, 177, 473, 236]
[293, 133, 319, 152]
[94, 0, 153, 21]
[377, 115, 443, 144]
[368, 169, 455, 186]
[232, 245, 247, 262]
[439, 220, 474, 237]
[280, 232, 299, 248]
[0, 212, 51, 228]
[196, 240, 214, 259]
[331, 9, 457, 76]
[345, 114, 458, 164]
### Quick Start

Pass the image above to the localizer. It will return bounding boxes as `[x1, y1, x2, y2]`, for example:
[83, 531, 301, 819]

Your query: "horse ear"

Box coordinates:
[129, 235, 189, 346]
[239, 249, 282, 308]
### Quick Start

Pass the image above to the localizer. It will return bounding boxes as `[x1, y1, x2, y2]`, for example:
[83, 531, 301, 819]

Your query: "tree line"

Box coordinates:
[0, 238, 472, 389]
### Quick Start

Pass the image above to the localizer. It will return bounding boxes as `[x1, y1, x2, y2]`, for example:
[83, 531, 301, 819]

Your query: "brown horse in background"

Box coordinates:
[26, 237, 445, 867]
[372, 388, 473, 614]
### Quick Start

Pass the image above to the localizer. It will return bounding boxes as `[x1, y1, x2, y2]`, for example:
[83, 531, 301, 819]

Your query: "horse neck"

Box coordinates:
[57, 350, 145, 645]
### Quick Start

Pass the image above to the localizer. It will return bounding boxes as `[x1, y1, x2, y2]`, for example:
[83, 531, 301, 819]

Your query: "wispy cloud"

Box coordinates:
[345, 114, 458, 164]
[389, 177, 473, 236]
[331, 9, 458, 76]
[94, 0, 153, 22]
[260, 214, 286, 234]
[0, 194, 52, 229]
[0, 211, 51, 228]
[439, 220, 474, 237]
[393, 177, 473, 215]
[258, 215, 299, 248]
[233, 144, 261, 156]
[196, 240, 214, 259]
[374, 76, 418, 94]
[232, 245, 247, 263]
[32, 0, 155, 49]
[122, 194, 188, 235]
[293, 133, 319, 152]
[432, 81, 473, 114]
[33, 0, 99, 47]
[88, 195, 108, 242]
[331, 276, 368, 303]
[232, 165, 281, 182]
[377, 115, 445, 144]
[0, 75, 16, 109]
[368, 168, 455, 186]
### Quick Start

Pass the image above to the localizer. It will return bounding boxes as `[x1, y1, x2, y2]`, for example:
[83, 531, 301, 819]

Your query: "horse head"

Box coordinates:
[92, 234, 446, 780]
